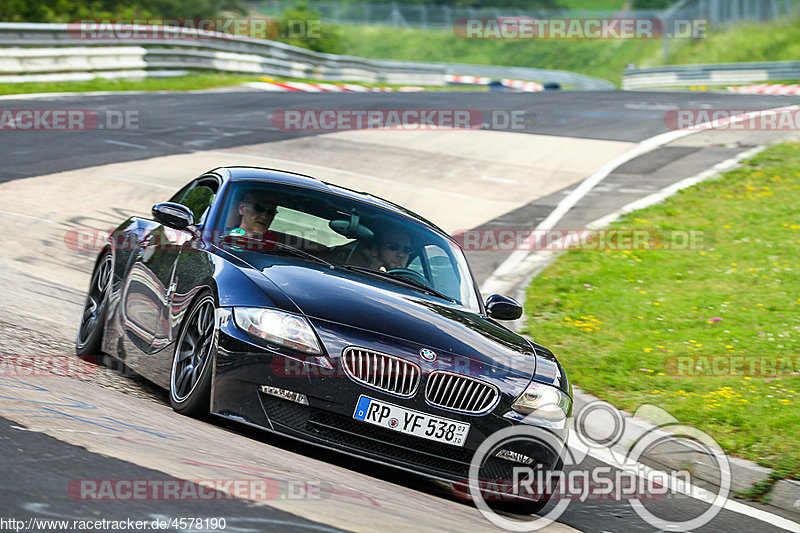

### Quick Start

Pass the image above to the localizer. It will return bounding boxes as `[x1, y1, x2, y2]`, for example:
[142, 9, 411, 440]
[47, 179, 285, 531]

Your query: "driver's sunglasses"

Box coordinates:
[385, 242, 413, 254]
[249, 202, 277, 216]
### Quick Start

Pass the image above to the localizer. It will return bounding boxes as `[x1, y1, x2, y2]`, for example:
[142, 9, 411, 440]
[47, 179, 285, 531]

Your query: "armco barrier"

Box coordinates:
[0, 22, 614, 89]
[0, 22, 446, 85]
[623, 60, 800, 89]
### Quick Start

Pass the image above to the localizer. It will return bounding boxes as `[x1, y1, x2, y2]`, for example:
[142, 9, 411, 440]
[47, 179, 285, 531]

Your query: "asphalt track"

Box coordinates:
[2, 89, 796, 181]
[1, 88, 800, 533]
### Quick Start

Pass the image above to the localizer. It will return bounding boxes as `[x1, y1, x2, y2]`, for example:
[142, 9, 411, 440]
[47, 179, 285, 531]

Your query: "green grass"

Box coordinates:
[6, 18, 798, 93]
[339, 25, 660, 85]
[560, 0, 627, 9]
[0, 73, 266, 96]
[0, 73, 476, 96]
[660, 21, 800, 66]
[522, 143, 800, 479]
[338, 19, 800, 86]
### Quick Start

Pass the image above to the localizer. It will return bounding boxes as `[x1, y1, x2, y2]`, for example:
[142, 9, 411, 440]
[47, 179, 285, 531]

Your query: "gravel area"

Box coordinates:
[0, 316, 168, 404]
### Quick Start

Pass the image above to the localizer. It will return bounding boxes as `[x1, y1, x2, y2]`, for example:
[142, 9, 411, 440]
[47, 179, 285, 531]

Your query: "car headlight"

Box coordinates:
[512, 381, 572, 421]
[233, 307, 322, 355]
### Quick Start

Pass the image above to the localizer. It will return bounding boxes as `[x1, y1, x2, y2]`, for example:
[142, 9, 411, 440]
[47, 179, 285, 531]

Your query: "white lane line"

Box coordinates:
[481, 104, 799, 295]
[107, 176, 176, 190]
[587, 145, 766, 230]
[0, 210, 57, 224]
[104, 140, 147, 150]
[569, 437, 800, 532]
[496, 146, 765, 284]
[480, 175, 518, 184]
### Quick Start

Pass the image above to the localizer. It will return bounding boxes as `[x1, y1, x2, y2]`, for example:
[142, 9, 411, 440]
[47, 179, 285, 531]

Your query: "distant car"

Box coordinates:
[76, 167, 571, 513]
[487, 79, 511, 91]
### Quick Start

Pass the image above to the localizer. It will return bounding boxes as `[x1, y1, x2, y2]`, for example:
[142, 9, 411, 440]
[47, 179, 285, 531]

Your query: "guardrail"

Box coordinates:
[0, 22, 614, 89]
[0, 22, 447, 85]
[623, 60, 800, 89]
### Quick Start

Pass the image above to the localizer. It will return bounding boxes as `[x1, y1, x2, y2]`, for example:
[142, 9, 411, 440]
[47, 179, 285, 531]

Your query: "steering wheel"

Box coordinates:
[386, 268, 432, 288]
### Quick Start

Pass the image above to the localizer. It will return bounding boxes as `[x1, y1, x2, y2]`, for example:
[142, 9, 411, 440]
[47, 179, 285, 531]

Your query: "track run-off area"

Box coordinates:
[1, 89, 799, 532]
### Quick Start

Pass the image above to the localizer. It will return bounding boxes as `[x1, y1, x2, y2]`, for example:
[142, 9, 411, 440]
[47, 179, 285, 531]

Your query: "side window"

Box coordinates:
[171, 182, 216, 224]
[410, 244, 461, 299]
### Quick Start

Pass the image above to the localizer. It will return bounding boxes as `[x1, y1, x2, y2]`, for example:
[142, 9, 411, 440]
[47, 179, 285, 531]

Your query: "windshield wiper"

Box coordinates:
[218, 235, 335, 269]
[343, 265, 456, 303]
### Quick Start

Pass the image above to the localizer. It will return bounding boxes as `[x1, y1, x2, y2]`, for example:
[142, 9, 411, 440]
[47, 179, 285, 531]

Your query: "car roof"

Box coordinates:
[211, 166, 449, 238]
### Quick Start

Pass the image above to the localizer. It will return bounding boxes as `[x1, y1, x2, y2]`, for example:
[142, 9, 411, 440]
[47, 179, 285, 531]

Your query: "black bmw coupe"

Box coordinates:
[76, 167, 571, 512]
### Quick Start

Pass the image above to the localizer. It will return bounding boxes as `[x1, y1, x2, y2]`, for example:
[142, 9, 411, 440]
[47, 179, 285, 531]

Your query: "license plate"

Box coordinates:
[353, 395, 470, 447]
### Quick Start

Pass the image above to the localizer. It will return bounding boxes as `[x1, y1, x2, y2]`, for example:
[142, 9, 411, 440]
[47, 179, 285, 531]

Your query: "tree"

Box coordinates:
[632, 0, 676, 8]
[277, 3, 342, 54]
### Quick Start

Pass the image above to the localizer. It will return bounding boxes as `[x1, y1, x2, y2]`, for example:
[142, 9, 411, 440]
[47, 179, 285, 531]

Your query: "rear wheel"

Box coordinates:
[169, 293, 216, 416]
[76, 252, 112, 358]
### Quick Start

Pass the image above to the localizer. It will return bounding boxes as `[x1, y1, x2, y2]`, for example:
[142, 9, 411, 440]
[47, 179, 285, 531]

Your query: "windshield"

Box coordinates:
[215, 180, 481, 311]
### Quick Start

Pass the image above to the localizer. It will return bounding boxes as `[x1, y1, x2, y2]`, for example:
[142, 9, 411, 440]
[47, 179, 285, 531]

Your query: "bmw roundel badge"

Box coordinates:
[419, 348, 437, 362]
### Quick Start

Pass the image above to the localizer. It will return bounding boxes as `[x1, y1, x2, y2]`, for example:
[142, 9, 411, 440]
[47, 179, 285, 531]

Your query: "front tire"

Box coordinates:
[169, 292, 216, 416]
[76, 252, 113, 358]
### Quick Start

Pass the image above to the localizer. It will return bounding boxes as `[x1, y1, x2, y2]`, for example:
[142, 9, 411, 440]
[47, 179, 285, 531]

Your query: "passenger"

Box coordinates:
[328, 227, 413, 270]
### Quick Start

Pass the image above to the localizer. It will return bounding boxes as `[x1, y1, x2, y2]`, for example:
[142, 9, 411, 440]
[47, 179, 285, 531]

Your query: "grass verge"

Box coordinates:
[0, 73, 484, 96]
[0, 73, 273, 96]
[339, 25, 659, 86]
[522, 142, 800, 479]
[338, 19, 800, 86]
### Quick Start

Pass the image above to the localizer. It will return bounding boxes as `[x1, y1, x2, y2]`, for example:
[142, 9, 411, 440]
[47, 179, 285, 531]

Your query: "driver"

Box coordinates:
[232, 189, 277, 238]
[376, 228, 413, 270]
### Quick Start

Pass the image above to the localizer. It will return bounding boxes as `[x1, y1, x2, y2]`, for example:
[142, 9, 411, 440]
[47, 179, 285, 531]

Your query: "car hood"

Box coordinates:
[225, 251, 537, 377]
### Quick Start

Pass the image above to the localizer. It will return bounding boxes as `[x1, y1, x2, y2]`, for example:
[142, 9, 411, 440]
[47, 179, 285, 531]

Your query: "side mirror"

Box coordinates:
[486, 294, 523, 320]
[152, 202, 195, 231]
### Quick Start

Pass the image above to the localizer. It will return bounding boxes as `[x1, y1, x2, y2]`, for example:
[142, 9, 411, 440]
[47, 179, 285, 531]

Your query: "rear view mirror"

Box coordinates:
[152, 202, 195, 231]
[485, 294, 523, 320]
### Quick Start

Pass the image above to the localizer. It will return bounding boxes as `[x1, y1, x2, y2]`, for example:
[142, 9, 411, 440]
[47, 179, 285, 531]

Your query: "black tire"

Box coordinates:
[169, 292, 216, 416]
[76, 252, 113, 358]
